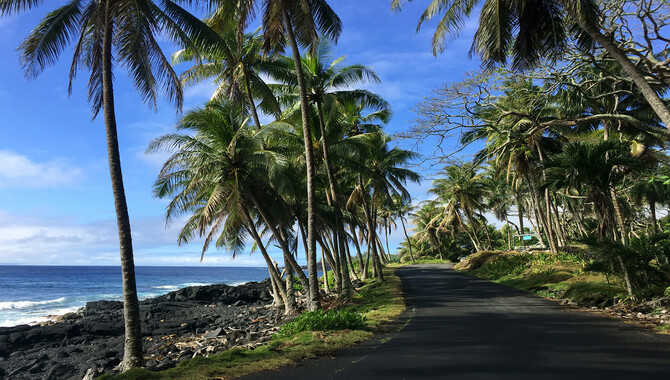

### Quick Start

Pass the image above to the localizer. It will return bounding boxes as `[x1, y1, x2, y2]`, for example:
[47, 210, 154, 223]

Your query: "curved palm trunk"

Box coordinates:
[350, 225, 366, 276]
[243, 71, 263, 132]
[566, 9, 670, 128]
[101, 13, 142, 369]
[535, 143, 559, 253]
[456, 212, 480, 252]
[506, 218, 512, 250]
[242, 208, 293, 314]
[345, 243, 360, 281]
[465, 209, 483, 251]
[316, 102, 352, 294]
[317, 233, 340, 289]
[247, 192, 308, 290]
[282, 10, 320, 311]
[399, 214, 416, 263]
[650, 199, 658, 235]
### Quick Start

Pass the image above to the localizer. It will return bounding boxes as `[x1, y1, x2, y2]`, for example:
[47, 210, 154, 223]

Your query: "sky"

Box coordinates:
[0, 1, 481, 266]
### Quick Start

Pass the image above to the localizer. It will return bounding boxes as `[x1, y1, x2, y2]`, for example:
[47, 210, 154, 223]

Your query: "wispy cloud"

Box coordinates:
[0, 210, 271, 266]
[0, 151, 83, 188]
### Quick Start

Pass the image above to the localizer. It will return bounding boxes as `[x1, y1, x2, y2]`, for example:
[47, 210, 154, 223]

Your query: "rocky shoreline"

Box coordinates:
[0, 279, 285, 379]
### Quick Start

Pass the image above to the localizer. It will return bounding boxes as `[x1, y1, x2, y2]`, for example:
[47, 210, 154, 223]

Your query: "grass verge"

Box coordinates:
[454, 251, 626, 308]
[99, 268, 404, 380]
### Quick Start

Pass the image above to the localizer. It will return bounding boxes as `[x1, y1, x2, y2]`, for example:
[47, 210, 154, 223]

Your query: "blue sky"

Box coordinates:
[0, 1, 480, 266]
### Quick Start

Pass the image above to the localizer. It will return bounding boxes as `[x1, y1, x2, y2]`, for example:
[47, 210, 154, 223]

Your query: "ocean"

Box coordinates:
[0, 266, 270, 327]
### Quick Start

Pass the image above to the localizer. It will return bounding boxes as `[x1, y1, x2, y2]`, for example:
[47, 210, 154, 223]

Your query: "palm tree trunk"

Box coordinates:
[617, 254, 636, 300]
[384, 217, 391, 260]
[317, 234, 341, 290]
[506, 218, 512, 250]
[610, 188, 629, 246]
[345, 243, 360, 281]
[321, 249, 330, 294]
[481, 217, 494, 249]
[399, 214, 416, 263]
[376, 235, 389, 264]
[350, 225, 366, 276]
[457, 213, 480, 251]
[282, 10, 320, 311]
[535, 143, 559, 253]
[242, 208, 292, 314]
[517, 197, 525, 234]
[247, 192, 308, 289]
[102, 11, 142, 370]
[567, 11, 670, 128]
[316, 101, 352, 294]
[243, 71, 263, 132]
[465, 209, 483, 251]
[550, 197, 567, 247]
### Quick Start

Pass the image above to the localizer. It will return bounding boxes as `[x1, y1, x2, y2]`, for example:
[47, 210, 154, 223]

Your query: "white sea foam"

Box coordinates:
[227, 281, 248, 287]
[152, 285, 178, 290]
[0, 306, 81, 327]
[181, 282, 208, 287]
[0, 297, 67, 311]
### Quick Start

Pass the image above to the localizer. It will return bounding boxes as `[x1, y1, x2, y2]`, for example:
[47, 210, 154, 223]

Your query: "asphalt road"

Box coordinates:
[244, 264, 670, 379]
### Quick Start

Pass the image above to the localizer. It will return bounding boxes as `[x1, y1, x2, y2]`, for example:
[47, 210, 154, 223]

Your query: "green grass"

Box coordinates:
[274, 309, 367, 338]
[455, 251, 626, 308]
[388, 258, 452, 266]
[99, 268, 404, 380]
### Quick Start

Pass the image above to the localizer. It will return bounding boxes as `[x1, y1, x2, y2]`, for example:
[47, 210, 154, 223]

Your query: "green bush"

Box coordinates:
[563, 281, 625, 307]
[275, 310, 367, 338]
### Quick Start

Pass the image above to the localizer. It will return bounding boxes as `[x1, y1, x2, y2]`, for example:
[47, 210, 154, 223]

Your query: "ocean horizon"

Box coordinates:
[0, 265, 271, 327]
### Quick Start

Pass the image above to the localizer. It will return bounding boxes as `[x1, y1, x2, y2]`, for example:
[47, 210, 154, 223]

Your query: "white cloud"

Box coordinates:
[0, 150, 83, 188]
[0, 210, 271, 266]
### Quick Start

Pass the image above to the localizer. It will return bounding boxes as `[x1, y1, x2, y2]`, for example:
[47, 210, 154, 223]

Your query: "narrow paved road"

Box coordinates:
[246, 264, 670, 379]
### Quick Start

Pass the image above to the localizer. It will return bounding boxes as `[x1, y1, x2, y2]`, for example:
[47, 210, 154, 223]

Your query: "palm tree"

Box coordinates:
[391, 0, 670, 130]
[392, 194, 416, 262]
[542, 140, 642, 297]
[269, 41, 389, 293]
[172, 16, 282, 130]
[3, 0, 217, 369]
[149, 100, 301, 314]
[431, 163, 487, 251]
[216, 0, 342, 311]
[351, 133, 420, 279]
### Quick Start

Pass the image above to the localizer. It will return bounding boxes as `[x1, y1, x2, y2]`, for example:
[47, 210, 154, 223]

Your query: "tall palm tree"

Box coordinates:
[216, 0, 342, 310]
[391, 0, 670, 130]
[149, 100, 299, 314]
[270, 41, 389, 293]
[350, 133, 420, 279]
[2, 0, 218, 369]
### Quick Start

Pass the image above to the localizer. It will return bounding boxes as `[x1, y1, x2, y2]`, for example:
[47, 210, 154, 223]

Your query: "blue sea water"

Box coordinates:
[0, 266, 270, 327]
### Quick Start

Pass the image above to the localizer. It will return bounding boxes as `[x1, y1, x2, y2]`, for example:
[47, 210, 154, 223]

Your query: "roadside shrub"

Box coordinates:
[563, 282, 625, 307]
[475, 253, 531, 279]
[275, 310, 367, 338]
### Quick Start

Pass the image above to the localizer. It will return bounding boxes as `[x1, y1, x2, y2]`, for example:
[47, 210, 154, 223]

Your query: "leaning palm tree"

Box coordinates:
[2, 0, 218, 369]
[391, 0, 670, 130]
[149, 100, 298, 315]
[216, 0, 342, 310]
[431, 163, 487, 251]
